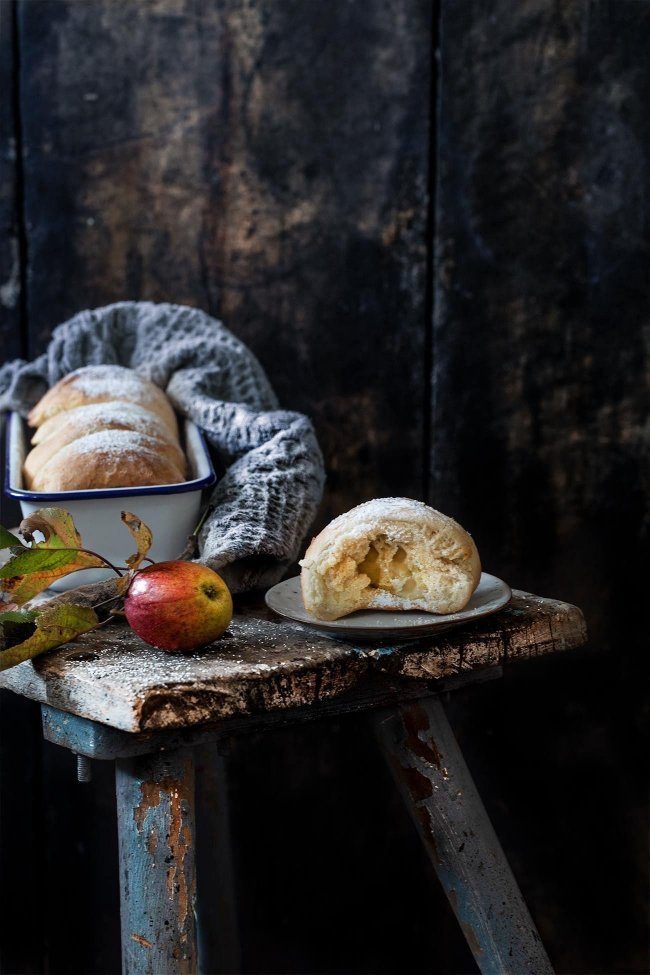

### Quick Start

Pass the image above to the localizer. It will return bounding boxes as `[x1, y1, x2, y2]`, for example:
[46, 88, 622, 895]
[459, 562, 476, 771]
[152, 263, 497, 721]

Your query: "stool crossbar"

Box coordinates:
[0, 591, 586, 975]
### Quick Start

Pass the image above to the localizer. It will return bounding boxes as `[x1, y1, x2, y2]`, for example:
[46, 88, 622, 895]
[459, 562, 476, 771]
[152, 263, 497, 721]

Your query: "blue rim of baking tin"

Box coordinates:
[4, 411, 217, 501]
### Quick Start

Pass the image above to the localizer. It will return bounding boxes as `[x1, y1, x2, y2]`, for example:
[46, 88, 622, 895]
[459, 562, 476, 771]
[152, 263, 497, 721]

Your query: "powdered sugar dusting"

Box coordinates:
[45, 400, 176, 442]
[331, 497, 432, 526]
[69, 364, 162, 400]
[34, 428, 185, 489]
[311, 498, 442, 546]
[65, 428, 171, 460]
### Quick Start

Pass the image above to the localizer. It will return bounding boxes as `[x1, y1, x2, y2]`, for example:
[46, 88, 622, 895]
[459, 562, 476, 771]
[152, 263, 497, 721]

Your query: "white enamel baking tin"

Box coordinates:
[5, 412, 216, 590]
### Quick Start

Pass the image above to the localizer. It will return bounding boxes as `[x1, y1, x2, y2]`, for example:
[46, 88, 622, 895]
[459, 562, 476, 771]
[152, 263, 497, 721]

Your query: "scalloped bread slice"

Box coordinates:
[300, 497, 481, 621]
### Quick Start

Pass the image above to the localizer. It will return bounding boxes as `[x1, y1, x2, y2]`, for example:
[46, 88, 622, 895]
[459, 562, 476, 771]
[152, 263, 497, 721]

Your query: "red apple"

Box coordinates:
[124, 560, 233, 652]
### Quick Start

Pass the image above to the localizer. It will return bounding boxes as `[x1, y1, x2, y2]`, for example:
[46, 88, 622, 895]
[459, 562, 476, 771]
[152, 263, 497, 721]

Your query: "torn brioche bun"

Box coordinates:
[27, 365, 178, 438]
[29, 429, 185, 493]
[300, 497, 481, 621]
[23, 401, 187, 486]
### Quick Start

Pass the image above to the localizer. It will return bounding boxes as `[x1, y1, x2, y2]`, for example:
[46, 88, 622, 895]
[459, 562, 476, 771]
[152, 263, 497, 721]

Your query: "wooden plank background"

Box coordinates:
[0, 1, 648, 972]
[16, 0, 432, 516]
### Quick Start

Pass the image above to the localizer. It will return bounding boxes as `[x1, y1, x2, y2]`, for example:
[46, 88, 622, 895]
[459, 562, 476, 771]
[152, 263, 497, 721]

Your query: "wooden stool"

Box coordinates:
[0, 591, 586, 975]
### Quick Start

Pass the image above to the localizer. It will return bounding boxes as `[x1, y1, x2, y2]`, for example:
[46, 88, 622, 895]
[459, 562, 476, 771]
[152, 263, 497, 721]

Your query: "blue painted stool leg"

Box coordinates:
[116, 749, 197, 975]
[376, 698, 554, 975]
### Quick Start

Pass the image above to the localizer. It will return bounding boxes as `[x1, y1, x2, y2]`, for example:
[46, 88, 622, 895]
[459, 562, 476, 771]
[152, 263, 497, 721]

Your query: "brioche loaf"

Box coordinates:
[300, 497, 481, 621]
[29, 429, 185, 492]
[31, 398, 177, 445]
[23, 402, 187, 485]
[28, 365, 178, 438]
[23, 365, 188, 492]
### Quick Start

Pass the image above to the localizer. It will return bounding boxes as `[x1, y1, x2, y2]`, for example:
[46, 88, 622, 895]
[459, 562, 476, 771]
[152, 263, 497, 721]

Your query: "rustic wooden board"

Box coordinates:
[431, 0, 650, 654]
[430, 10, 649, 967]
[6, 5, 434, 971]
[0, 12, 38, 963]
[0, 0, 23, 362]
[16, 0, 432, 521]
[0, 592, 586, 732]
[3, 1, 645, 970]
[0, 1, 26, 535]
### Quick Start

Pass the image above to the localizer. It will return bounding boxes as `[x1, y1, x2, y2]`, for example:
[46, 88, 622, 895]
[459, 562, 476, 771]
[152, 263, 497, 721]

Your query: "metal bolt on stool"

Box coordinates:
[76, 753, 92, 783]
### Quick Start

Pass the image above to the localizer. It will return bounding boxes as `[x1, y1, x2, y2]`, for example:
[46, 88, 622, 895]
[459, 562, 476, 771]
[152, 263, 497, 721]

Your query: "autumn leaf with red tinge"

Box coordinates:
[0, 507, 105, 604]
[0, 506, 154, 670]
[121, 511, 153, 571]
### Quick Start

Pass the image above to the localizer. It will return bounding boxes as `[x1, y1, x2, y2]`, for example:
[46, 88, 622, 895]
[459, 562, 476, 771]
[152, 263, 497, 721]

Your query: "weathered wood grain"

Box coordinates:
[0, 0, 22, 360]
[41, 671, 506, 761]
[0, 15, 38, 958]
[3, 2, 645, 970]
[6, 8, 434, 971]
[366, 592, 586, 679]
[0, 592, 587, 732]
[432, 0, 650, 653]
[16, 0, 432, 519]
[431, 11, 650, 966]
[376, 698, 554, 975]
[116, 749, 197, 975]
[0, 0, 25, 535]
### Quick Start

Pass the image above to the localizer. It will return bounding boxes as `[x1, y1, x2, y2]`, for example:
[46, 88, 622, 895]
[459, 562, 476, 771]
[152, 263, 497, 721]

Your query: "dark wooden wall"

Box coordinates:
[10, 0, 432, 514]
[0, 1, 648, 973]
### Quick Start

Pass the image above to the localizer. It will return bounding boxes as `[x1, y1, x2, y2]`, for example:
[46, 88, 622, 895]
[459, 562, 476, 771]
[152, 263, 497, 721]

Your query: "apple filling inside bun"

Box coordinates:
[300, 498, 481, 621]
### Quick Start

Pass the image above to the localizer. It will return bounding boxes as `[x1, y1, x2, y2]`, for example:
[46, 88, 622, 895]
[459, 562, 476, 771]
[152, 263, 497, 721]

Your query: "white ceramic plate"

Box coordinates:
[265, 572, 512, 640]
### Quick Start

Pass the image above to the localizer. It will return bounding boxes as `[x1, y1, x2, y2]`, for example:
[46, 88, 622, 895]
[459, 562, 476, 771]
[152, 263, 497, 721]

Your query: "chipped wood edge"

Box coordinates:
[0, 592, 588, 733]
[381, 593, 587, 680]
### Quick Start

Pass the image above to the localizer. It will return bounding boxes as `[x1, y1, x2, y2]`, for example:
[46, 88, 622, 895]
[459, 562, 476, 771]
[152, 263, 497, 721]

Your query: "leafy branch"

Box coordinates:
[0, 507, 154, 672]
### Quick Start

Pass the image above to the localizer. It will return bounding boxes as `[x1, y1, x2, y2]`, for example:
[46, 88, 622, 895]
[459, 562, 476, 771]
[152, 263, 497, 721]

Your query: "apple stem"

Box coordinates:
[80, 549, 127, 576]
[92, 591, 126, 611]
[88, 615, 119, 633]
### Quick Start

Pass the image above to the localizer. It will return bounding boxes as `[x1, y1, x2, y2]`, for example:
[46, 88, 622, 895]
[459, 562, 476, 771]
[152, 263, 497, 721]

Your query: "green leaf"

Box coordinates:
[0, 604, 99, 671]
[121, 511, 153, 571]
[2, 508, 106, 603]
[0, 546, 104, 605]
[0, 526, 24, 550]
[0, 547, 77, 577]
[19, 507, 85, 549]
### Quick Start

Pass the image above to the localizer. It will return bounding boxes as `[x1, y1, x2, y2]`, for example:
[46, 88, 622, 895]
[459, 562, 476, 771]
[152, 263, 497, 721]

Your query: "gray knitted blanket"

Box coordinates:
[0, 302, 325, 592]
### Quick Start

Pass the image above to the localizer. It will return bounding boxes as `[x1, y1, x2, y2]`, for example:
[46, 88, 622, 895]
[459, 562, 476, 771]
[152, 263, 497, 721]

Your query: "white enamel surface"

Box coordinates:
[265, 572, 512, 639]
[7, 413, 213, 590]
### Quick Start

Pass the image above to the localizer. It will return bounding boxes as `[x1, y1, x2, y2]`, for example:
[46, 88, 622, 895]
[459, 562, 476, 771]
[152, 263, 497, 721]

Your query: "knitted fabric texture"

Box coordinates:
[0, 302, 325, 592]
